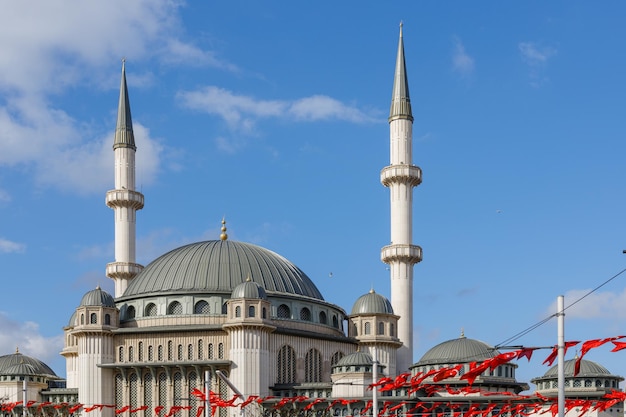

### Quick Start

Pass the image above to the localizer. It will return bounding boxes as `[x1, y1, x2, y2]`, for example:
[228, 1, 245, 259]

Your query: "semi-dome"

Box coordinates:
[336, 351, 373, 367]
[80, 286, 115, 308]
[415, 334, 499, 366]
[232, 278, 267, 299]
[0, 350, 57, 377]
[351, 289, 394, 315]
[542, 358, 612, 378]
[120, 240, 324, 301]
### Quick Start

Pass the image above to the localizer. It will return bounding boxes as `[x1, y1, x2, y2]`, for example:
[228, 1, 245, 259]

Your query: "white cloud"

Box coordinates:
[0, 312, 63, 367]
[177, 87, 375, 147]
[546, 288, 626, 319]
[452, 37, 475, 76]
[519, 42, 557, 66]
[0, 238, 25, 253]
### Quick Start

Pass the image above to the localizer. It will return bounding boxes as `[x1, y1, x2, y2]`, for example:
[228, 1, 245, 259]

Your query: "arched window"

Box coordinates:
[128, 346, 134, 362]
[198, 340, 203, 360]
[208, 343, 214, 359]
[145, 303, 157, 317]
[331, 351, 344, 367]
[390, 323, 395, 337]
[177, 344, 183, 361]
[247, 306, 254, 317]
[167, 341, 173, 361]
[90, 313, 97, 324]
[168, 301, 182, 315]
[305, 348, 322, 383]
[277, 345, 296, 384]
[157, 345, 163, 361]
[262, 307, 267, 319]
[377, 322, 384, 335]
[194, 300, 210, 314]
[300, 307, 311, 321]
[332, 315, 339, 328]
[105, 314, 111, 325]
[364, 322, 371, 335]
[188, 344, 193, 360]
[138, 342, 143, 361]
[235, 306, 241, 317]
[81, 314, 84, 325]
[126, 306, 135, 319]
[119, 346, 124, 362]
[277, 304, 291, 319]
[319, 311, 327, 325]
[218, 343, 224, 359]
[148, 345, 154, 361]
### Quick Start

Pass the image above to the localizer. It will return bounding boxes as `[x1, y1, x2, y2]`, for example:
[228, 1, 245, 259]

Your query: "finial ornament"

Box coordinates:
[460, 328, 465, 338]
[220, 218, 228, 241]
[15, 346, 19, 354]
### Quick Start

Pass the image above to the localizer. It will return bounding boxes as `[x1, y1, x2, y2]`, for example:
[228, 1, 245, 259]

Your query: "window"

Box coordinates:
[277, 304, 291, 319]
[319, 311, 327, 325]
[145, 303, 157, 317]
[331, 352, 344, 367]
[188, 344, 193, 360]
[364, 322, 371, 335]
[81, 314, 84, 325]
[248, 306, 255, 317]
[126, 306, 135, 319]
[218, 343, 224, 359]
[194, 300, 210, 314]
[390, 323, 395, 337]
[277, 345, 296, 384]
[90, 313, 97, 324]
[119, 346, 124, 362]
[378, 322, 384, 335]
[208, 343, 214, 359]
[262, 307, 267, 319]
[168, 301, 182, 315]
[168, 341, 173, 361]
[177, 344, 183, 361]
[300, 307, 311, 321]
[305, 348, 322, 383]
[235, 306, 241, 317]
[332, 315, 339, 328]
[128, 346, 134, 362]
[138, 342, 143, 362]
[148, 345, 154, 362]
[105, 314, 111, 325]
[157, 345, 163, 361]
[198, 340, 203, 360]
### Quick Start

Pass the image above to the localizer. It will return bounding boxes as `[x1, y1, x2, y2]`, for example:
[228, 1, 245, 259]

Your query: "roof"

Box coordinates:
[80, 286, 116, 308]
[113, 60, 136, 150]
[232, 279, 267, 299]
[389, 23, 413, 122]
[0, 351, 57, 377]
[415, 335, 499, 366]
[351, 290, 394, 315]
[538, 358, 615, 379]
[336, 351, 373, 367]
[120, 240, 324, 300]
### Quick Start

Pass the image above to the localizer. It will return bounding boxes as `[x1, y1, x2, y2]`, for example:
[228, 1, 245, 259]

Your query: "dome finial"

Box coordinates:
[15, 346, 19, 354]
[460, 328, 465, 338]
[220, 218, 228, 241]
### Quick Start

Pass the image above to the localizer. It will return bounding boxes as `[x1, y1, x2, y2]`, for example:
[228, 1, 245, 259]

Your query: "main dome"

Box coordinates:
[120, 240, 324, 300]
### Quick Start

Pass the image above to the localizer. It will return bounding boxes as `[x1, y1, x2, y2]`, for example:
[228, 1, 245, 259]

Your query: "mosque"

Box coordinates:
[0, 26, 623, 417]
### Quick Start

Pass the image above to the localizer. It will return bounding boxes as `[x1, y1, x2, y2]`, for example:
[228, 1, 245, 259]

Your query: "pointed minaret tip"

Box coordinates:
[113, 58, 136, 151]
[389, 23, 413, 123]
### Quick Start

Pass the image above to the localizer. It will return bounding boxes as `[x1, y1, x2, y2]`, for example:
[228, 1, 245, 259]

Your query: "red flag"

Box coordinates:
[116, 406, 131, 414]
[69, 404, 83, 414]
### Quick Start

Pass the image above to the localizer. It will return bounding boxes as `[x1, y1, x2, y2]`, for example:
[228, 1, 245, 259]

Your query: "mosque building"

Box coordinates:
[1, 26, 623, 417]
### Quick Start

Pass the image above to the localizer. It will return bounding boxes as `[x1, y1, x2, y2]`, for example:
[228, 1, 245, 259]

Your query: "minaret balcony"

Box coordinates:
[106, 262, 144, 280]
[381, 244, 422, 264]
[106, 189, 145, 209]
[380, 165, 422, 187]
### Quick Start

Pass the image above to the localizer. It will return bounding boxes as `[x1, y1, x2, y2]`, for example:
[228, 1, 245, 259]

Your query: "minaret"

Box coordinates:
[106, 60, 144, 298]
[380, 23, 422, 373]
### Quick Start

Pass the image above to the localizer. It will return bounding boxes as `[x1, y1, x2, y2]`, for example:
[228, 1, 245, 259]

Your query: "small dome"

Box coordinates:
[80, 286, 115, 308]
[351, 290, 394, 315]
[336, 351, 373, 367]
[542, 359, 612, 378]
[415, 335, 499, 366]
[68, 311, 77, 327]
[232, 279, 267, 300]
[0, 351, 57, 377]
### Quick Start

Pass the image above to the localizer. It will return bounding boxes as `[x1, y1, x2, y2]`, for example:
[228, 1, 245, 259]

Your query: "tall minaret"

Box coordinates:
[106, 60, 144, 298]
[380, 24, 422, 373]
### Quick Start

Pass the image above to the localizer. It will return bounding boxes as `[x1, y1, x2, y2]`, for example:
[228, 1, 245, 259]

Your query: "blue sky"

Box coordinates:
[1, 1, 626, 388]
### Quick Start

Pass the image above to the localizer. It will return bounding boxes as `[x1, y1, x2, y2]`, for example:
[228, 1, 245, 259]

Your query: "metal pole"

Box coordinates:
[22, 378, 26, 417]
[557, 295, 565, 417]
[205, 370, 211, 417]
[372, 347, 378, 417]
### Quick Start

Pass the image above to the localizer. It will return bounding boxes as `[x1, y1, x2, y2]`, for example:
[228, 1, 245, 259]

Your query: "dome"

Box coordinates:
[351, 290, 394, 315]
[542, 359, 612, 378]
[232, 279, 267, 299]
[336, 351, 373, 367]
[120, 240, 323, 301]
[0, 351, 57, 377]
[415, 335, 499, 366]
[80, 286, 115, 308]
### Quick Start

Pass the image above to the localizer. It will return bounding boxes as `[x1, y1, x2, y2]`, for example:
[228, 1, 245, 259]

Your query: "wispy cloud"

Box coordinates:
[519, 41, 557, 86]
[177, 86, 376, 151]
[546, 288, 626, 320]
[0, 238, 25, 253]
[452, 37, 475, 77]
[0, 312, 63, 367]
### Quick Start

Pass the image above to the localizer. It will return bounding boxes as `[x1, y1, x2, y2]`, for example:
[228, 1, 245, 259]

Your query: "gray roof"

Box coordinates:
[232, 279, 267, 299]
[80, 286, 116, 308]
[538, 358, 616, 379]
[120, 240, 324, 301]
[351, 290, 394, 315]
[415, 335, 500, 366]
[389, 23, 413, 122]
[113, 60, 136, 151]
[0, 351, 57, 377]
[336, 351, 373, 367]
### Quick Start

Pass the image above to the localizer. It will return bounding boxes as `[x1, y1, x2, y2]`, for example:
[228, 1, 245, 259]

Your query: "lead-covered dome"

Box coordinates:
[351, 290, 394, 315]
[415, 335, 499, 366]
[542, 358, 611, 378]
[0, 350, 57, 377]
[80, 286, 115, 308]
[232, 279, 267, 299]
[120, 240, 323, 301]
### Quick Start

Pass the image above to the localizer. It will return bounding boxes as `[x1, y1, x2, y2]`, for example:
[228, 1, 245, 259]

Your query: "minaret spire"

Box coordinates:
[106, 60, 144, 297]
[381, 24, 422, 372]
